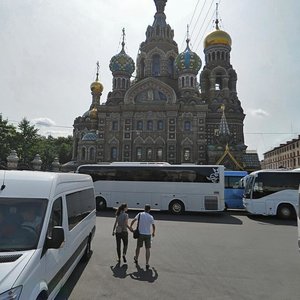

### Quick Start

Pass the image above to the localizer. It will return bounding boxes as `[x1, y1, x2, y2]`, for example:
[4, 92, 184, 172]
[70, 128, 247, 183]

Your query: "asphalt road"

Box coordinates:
[56, 210, 300, 300]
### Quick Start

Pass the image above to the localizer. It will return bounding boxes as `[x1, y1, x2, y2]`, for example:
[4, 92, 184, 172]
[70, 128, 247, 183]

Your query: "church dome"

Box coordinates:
[204, 24, 232, 48]
[90, 80, 103, 94]
[82, 132, 98, 141]
[175, 39, 201, 74]
[109, 45, 135, 76]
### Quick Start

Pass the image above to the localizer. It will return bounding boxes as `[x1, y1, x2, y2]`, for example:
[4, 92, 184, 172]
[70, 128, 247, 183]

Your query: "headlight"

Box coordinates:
[0, 286, 22, 300]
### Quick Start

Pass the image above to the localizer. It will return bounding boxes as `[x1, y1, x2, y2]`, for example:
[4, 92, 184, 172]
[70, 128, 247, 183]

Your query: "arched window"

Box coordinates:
[157, 148, 163, 160]
[168, 57, 175, 77]
[122, 78, 125, 89]
[152, 54, 160, 76]
[136, 147, 142, 161]
[184, 121, 191, 131]
[111, 147, 117, 161]
[185, 76, 189, 86]
[191, 77, 194, 87]
[212, 52, 215, 60]
[157, 120, 164, 130]
[137, 120, 143, 130]
[81, 148, 86, 161]
[113, 78, 116, 89]
[89, 147, 95, 161]
[147, 120, 153, 131]
[117, 78, 121, 89]
[147, 148, 153, 160]
[181, 77, 185, 87]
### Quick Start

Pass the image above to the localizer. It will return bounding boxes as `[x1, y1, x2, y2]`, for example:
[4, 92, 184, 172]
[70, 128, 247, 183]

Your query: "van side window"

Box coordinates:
[66, 188, 95, 231]
[47, 197, 63, 238]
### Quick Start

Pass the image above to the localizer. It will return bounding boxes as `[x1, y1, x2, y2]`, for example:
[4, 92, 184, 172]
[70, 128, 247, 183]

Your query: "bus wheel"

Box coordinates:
[96, 197, 107, 211]
[277, 204, 295, 219]
[169, 200, 185, 215]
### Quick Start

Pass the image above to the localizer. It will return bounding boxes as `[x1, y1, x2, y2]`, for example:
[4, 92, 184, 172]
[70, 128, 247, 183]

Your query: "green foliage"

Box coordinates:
[0, 114, 73, 170]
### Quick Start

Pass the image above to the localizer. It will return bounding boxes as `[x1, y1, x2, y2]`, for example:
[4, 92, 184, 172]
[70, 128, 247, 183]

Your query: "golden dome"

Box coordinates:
[90, 80, 103, 94]
[89, 107, 98, 119]
[204, 28, 232, 48]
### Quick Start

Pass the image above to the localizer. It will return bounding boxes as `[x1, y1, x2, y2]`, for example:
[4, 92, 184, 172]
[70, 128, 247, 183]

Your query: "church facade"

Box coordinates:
[71, 0, 260, 171]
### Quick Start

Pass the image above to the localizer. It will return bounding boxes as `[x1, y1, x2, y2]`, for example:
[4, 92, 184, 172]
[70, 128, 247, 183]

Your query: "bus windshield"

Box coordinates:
[0, 198, 48, 251]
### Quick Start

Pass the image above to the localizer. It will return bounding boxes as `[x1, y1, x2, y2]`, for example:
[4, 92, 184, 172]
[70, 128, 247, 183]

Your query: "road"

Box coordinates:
[56, 210, 300, 300]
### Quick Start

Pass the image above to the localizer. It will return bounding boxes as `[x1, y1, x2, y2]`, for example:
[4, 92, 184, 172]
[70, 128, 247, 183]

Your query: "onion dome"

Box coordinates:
[109, 29, 135, 76]
[90, 62, 103, 94]
[82, 131, 98, 141]
[175, 39, 202, 74]
[82, 107, 98, 119]
[204, 20, 232, 49]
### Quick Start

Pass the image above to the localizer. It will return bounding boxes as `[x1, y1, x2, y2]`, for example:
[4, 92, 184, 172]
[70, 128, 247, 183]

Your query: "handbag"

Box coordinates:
[133, 213, 140, 239]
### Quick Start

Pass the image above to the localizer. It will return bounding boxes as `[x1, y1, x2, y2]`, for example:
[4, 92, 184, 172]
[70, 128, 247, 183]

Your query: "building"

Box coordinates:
[262, 135, 300, 169]
[71, 0, 260, 171]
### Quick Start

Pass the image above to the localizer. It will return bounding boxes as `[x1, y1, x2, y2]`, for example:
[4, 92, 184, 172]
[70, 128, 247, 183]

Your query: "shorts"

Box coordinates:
[137, 234, 151, 249]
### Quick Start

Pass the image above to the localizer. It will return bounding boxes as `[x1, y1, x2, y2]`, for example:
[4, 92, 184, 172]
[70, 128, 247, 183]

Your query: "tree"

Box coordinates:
[0, 114, 17, 167]
[16, 118, 39, 167]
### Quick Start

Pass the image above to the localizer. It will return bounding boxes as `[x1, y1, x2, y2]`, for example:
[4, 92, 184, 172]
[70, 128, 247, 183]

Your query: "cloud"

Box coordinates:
[31, 117, 56, 127]
[249, 109, 270, 118]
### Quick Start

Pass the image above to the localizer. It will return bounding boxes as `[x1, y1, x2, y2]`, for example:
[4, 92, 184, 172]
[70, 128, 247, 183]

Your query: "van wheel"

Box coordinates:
[169, 200, 185, 215]
[36, 291, 48, 300]
[82, 238, 92, 262]
[277, 204, 295, 219]
[96, 197, 107, 211]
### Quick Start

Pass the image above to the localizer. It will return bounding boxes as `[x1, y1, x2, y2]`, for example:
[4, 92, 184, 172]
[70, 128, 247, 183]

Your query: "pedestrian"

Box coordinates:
[112, 203, 131, 263]
[130, 204, 155, 270]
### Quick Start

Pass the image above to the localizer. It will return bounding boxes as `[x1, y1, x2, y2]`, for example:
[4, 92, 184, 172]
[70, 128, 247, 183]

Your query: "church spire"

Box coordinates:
[121, 27, 125, 52]
[218, 105, 231, 136]
[215, 2, 220, 30]
[153, 0, 167, 27]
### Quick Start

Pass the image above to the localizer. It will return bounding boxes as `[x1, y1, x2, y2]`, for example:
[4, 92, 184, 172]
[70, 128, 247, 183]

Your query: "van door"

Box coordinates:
[44, 197, 67, 295]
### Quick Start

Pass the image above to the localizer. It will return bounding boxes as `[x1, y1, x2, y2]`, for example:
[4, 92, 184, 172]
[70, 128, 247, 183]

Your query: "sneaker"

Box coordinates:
[123, 255, 127, 263]
[146, 264, 150, 270]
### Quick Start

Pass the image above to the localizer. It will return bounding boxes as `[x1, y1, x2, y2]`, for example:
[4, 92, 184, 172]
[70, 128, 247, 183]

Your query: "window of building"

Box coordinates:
[81, 147, 86, 160]
[147, 148, 153, 160]
[89, 147, 95, 161]
[136, 147, 142, 161]
[157, 120, 164, 130]
[157, 148, 163, 160]
[147, 120, 153, 131]
[112, 121, 118, 131]
[111, 147, 117, 160]
[184, 121, 191, 131]
[152, 54, 160, 76]
[137, 120, 143, 130]
[168, 57, 175, 77]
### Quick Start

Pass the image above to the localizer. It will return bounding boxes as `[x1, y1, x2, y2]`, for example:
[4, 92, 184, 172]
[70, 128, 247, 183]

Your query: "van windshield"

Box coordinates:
[0, 198, 48, 251]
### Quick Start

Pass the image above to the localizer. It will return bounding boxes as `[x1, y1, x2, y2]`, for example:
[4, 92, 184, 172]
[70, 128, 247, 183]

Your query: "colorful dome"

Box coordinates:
[82, 132, 98, 141]
[175, 39, 202, 74]
[204, 23, 232, 48]
[109, 46, 135, 76]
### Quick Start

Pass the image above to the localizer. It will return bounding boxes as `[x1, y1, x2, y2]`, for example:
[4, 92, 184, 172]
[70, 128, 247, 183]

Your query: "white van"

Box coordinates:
[0, 170, 96, 300]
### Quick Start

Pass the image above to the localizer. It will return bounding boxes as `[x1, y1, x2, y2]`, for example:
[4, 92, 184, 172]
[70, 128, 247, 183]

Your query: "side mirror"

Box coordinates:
[46, 226, 65, 249]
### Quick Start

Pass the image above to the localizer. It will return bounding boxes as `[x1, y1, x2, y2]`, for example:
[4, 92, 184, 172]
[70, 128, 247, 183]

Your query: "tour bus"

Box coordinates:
[0, 170, 96, 300]
[76, 162, 225, 214]
[224, 170, 248, 209]
[243, 169, 300, 219]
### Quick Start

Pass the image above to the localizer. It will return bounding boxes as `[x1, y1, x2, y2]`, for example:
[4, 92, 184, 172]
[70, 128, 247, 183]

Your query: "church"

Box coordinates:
[71, 0, 260, 171]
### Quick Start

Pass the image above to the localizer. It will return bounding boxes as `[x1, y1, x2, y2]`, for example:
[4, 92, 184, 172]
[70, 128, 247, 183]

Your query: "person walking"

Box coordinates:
[130, 204, 155, 270]
[112, 203, 131, 263]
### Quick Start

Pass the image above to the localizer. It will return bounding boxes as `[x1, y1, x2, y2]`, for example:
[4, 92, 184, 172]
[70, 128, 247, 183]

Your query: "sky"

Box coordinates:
[1, 0, 300, 160]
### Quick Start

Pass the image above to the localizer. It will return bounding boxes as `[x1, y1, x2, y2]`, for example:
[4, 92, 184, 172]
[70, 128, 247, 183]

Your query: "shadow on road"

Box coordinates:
[54, 253, 91, 300]
[97, 209, 243, 225]
[247, 214, 297, 226]
[110, 262, 158, 282]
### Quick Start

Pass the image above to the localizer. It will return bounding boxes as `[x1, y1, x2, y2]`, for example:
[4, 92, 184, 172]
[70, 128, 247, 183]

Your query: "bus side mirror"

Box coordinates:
[46, 226, 65, 249]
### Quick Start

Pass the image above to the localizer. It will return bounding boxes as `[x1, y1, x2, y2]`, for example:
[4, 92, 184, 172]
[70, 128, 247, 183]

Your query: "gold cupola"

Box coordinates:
[204, 5, 232, 49]
[90, 61, 104, 94]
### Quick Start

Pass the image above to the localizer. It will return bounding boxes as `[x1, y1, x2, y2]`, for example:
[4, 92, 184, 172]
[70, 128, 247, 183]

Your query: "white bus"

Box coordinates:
[243, 169, 300, 219]
[76, 162, 225, 214]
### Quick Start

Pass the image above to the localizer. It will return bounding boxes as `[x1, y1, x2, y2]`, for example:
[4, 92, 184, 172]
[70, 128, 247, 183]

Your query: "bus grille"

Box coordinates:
[204, 196, 218, 210]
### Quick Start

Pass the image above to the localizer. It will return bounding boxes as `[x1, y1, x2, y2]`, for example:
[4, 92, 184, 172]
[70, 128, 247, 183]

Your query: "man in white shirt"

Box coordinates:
[130, 204, 155, 270]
